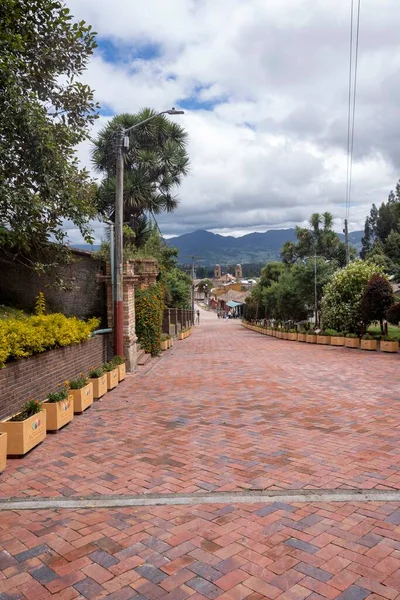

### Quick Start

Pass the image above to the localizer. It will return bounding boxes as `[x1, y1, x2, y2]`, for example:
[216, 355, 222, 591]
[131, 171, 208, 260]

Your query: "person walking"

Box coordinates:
[196, 309, 200, 324]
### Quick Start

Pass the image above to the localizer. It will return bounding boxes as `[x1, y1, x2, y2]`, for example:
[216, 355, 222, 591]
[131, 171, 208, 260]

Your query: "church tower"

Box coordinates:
[235, 264, 243, 279]
[214, 264, 221, 279]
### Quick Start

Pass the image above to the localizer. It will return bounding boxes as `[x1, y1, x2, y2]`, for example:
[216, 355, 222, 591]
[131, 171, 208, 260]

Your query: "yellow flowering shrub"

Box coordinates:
[0, 314, 100, 368]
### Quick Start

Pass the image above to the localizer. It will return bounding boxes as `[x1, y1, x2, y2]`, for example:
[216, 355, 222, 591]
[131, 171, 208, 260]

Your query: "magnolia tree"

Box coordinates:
[321, 260, 384, 333]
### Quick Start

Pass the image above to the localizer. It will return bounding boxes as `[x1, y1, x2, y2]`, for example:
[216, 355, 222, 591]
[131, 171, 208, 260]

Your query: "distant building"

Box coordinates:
[235, 264, 242, 279]
[214, 264, 221, 278]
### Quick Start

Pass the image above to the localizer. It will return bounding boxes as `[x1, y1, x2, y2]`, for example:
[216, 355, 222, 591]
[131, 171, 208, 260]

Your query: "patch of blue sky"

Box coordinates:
[179, 85, 228, 112]
[95, 38, 161, 64]
[98, 105, 115, 117]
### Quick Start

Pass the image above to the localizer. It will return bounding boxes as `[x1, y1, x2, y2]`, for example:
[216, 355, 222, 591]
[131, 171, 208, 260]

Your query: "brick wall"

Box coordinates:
[0, 249, 106, 324]
[0, 335, 109, 420]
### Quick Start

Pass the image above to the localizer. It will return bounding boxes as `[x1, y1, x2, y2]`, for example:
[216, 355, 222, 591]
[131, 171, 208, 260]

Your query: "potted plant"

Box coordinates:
[282, 329, 289, 340]
[0, 432, 6, 472]
[43, 384, 74, 432]
[361, 333, 378, 351]
[328, 330, 345, 346]
[297, 329, 307, 342]
[69, 375, 93, 413]
[89, 367, 108, 399]
[380, 336, 399, 353]
[168, 335, 173, 348]
[178, 328, 187, 340]
[111, 356, 126, 381]
[306, 330, 317, 343]
[345, 333, 360, 348]
[0, 400, 46, 456]
[160, 335, 169, 351]
[317, 331, 331, 345]
[288, 329, 298, 341]
[103, 362, 119, 390]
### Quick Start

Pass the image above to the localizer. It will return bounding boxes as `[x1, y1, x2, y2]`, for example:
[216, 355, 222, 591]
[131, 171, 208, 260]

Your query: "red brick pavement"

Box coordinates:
[1, 310, 400, 598]
[0, 311, 399, 499]
[2, 501, 400, 599]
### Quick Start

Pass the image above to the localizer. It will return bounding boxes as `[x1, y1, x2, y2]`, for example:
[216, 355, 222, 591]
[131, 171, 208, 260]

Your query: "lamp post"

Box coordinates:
[113, 108, 184, 356]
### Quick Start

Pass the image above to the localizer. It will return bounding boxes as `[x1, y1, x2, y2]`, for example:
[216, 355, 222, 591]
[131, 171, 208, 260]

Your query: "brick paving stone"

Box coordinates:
[0, 314, 399, 599]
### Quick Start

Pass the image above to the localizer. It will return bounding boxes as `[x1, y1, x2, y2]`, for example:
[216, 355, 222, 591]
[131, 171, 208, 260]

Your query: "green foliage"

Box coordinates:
[165, 267, 191, 309]
[111, 355, 125, 366]
[387, 303, 400, 325]
[197, 279, 213, 295]
[10, 399, 42, 421]
[34, 292, 46, 316]
[102, 362, 114, 372]
[281, 212, 352, 267]
[0, 313, 99, 368]
[382, 336, 399, 342]
[88, 367, 104, 378]
[321, 260, 384, 333]
[0, 0, 99, 268]
[47, 385, 69, 403]
[346, 333, 358, 338]
[92, 109, 189, 241]
[325, 329, 338, 336]
[68, 374, 88, 389]
[361, 274, 394, 332]
[362, 333, 374, 340]
[135, 282, 165, 356]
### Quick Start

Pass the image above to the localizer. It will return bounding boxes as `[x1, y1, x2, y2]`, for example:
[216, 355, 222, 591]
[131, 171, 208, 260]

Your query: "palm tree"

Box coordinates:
[91, 108, 190, 247]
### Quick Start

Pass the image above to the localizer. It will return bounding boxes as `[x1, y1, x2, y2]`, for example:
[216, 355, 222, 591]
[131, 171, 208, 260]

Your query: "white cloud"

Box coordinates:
[67, 0, 400, 240]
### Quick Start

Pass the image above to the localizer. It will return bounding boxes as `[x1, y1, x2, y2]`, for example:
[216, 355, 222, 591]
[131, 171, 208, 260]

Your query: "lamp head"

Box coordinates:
[166, 108, 185, 115]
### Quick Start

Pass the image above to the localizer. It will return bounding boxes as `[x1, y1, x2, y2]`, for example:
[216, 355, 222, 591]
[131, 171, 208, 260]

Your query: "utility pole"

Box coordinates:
[114, 126, 124, 356]
[314, 250, 318, 328]
[344, 218, 350, 266]
[191, 256, 195, 316]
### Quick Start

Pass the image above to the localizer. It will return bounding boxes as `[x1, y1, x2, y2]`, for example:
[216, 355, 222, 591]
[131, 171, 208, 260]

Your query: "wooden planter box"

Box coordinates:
[43, 397, 74, 432]
[361, 339, 378, 351]
[282, 332, 288, 340]
[381, 340, 399, 353]
[117, 363, 126, 381]
[297, 333, 307, 342]
[288, 333, 298, 341]
[306, 335, 317, 344]
[89, 375, 107, 399]
[345, 337, 360, 349]
[161, 340, 168, 351]
[71, 383, 93, 414]
[330, 336, 345, 346]
[317, 336, 331, 345]
[106, 368, 119, 390]
[0, 411, 46, 456]
[0, 433, 7, 473]
[267, 329, 272, 335]
[178, 332, 184, 340]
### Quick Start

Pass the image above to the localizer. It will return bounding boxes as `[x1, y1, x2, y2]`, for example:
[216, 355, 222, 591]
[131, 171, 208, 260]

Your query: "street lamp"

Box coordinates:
[113, 108, 184, 357]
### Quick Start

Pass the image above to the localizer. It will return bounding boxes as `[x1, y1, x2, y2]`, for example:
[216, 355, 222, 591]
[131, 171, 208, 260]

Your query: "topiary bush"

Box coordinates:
[387, 302, 400, 326]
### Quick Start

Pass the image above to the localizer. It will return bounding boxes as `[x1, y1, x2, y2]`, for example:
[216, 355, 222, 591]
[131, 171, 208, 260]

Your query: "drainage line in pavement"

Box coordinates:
[1, 488, 400, 511]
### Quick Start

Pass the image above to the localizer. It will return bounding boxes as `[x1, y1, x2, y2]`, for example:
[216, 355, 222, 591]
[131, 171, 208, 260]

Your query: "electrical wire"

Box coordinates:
[344, 0, 362, 258]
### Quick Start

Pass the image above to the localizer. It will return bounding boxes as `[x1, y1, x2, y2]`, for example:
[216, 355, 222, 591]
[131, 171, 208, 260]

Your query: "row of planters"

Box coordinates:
[160, 335, 173, 351]
[242, 322, 399, 353]
[0, 356, 126, 471]
[178, 327, 192, 340]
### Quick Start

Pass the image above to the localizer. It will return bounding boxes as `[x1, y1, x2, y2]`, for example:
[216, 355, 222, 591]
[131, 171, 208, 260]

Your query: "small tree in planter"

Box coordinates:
[111, 356, 126, 381]
[43, 384, 74, 431]
[361, 333, 378, 351]
[69, 375, 93, 414]
[103, 362, 119, 390]
[0, 400, 46, 456]
[326, 329, 345, 346]
[306, 331, 317, 343]
[89, 367, 108, 399]
[345, 333, 360, 349]
[317, 331, 331, 345]
[381, 336, 399, 353]
[160, 335, 169, 351]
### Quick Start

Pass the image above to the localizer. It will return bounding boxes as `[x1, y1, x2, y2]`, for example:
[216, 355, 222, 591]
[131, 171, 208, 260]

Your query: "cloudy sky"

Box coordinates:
[67, 0, 400, 243]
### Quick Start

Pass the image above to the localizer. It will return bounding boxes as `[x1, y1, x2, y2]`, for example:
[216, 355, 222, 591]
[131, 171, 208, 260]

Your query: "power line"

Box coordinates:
[344, 0, 362, 263]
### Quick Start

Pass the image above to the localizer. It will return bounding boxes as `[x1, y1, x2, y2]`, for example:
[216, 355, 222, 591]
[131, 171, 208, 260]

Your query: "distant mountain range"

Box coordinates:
[72, 228, 364, 265]
[167, 228, 364, 265]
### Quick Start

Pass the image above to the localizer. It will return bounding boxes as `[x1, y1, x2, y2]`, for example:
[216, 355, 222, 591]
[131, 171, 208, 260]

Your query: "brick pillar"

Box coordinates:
[104, 261, 138, 372]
